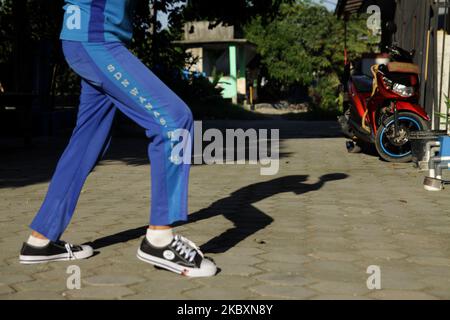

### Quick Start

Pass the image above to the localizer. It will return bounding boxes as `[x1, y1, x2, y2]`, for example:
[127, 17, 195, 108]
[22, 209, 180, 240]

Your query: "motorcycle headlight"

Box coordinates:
[382, 77, 415, 97]
[392, 83, 415, 97]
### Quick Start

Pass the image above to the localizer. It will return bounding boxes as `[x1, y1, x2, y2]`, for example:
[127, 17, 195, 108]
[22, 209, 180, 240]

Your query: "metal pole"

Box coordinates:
[421, 0, 432, 114]
[438, 0, 449, 133]
[343, 13, 349, 66]
[446, 0, 450, 134]
[431, 0, 441, 130]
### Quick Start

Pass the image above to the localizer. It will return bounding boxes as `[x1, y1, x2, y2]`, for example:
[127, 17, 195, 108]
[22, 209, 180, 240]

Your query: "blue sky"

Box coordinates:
[312, 0, 338, 11]
[158, 0, 338, 28]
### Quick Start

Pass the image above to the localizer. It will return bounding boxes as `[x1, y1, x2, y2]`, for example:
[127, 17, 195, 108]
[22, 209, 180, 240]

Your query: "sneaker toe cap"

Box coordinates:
[199, 258, 217, 276]
[74, 245, 94, 259]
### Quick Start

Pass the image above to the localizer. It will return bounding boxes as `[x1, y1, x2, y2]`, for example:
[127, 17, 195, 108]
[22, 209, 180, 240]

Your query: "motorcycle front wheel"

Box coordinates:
[375, 112, 429, 163]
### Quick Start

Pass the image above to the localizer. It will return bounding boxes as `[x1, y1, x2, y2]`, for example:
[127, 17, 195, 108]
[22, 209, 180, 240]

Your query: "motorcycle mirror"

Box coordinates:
[385, 21, 397, 34]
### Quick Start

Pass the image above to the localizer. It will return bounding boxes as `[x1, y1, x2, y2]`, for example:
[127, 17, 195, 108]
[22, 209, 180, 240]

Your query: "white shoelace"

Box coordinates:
[64, 243, 75, 259]
[171, 235, 197, 263]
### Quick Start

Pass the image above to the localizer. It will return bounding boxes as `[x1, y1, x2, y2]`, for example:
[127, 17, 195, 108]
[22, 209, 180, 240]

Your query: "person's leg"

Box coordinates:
[20, 79, 116, 264]
[75, 41, 215, 276]
[29, 80, 116, 241]
[78, 41, 193, 228]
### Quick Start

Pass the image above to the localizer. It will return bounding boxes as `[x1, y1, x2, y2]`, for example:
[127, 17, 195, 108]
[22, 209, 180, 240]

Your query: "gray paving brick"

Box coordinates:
[249, 284, 317, 299]
[184, 286, 253, 300]
[83, 274, 146, 286]
[308, 280, 370, 295]
[0, 274, 34, 286]
[368, 290, 439, 300]
[1, 121, 450, 300]
[310, 294, 373, 300]
[255, 273, 314, 287]
[62, 286, 135, 300]
[0, 285, 15, 296]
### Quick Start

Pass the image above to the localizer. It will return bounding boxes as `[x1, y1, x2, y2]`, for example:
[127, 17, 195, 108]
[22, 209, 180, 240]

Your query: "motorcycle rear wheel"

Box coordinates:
[375, 112, 429, 163]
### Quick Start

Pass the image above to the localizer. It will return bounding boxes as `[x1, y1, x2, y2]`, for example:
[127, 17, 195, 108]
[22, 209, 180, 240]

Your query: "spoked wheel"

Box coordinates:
[375, 112, 429, 163]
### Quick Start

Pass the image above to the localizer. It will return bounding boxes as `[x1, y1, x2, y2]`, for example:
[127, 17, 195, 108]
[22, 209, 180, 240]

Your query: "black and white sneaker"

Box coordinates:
[137, 235, 217, 277]
[19, 241, 94, 264]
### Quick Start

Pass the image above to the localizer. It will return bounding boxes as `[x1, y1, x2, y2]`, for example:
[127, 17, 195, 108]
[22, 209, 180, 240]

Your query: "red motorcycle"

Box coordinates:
[338, 46, 430, 163]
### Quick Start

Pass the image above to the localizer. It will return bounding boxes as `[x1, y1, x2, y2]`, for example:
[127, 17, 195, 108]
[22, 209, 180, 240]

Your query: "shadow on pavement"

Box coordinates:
[88, 173, 348, 254]
[0, 120, 341, 189]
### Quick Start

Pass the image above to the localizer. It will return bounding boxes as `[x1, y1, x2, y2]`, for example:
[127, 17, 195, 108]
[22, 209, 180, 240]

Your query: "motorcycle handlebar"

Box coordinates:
[385, 45, 415, 61]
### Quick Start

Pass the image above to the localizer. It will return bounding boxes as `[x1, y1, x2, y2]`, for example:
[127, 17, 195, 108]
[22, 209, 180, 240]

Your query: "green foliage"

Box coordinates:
[128, 1, 258, 119]
[0, 0, 13, 65]
[244, 0, 379, 113]
[156, 71, 259, 120]
[3, 0, 371, 120]
[309, 73, 342, 113]
[0, 0, 256, 119]
[0, 0, 67, 92]
[131, 0, 189, 70]
[28, 0, 64, 41]
[184, 0, 294, 28]
[436, 95, 450, 122]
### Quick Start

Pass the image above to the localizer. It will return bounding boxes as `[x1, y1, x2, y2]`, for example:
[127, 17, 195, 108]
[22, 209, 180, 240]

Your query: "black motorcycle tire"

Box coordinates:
[375, 111, 429, 163]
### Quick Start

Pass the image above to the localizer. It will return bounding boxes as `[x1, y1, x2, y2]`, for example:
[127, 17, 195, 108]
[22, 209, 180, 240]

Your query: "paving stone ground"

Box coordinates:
[1, 120, 450, 300]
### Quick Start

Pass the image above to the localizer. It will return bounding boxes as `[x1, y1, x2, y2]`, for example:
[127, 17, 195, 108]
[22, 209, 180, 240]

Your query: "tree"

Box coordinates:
[0, 0, 189, 94]
[184, 0, 294, 28]
[0, 0, 14, 66]
[244, 0, 378, 111]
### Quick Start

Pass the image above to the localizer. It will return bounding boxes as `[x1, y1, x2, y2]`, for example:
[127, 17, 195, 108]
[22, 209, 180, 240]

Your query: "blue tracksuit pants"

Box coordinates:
[30, 41, 193, 241]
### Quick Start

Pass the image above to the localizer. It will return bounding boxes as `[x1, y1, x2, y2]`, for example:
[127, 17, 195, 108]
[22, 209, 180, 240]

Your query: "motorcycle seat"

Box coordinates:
[387, 62, 420, 74]
[351, 75, 373, 93]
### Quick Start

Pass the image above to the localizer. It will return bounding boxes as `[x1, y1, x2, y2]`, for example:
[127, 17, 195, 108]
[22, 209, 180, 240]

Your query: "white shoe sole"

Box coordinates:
[19, 245, 94, 264]
[137, 249, 217, 277]
[424, 185, 443, 192]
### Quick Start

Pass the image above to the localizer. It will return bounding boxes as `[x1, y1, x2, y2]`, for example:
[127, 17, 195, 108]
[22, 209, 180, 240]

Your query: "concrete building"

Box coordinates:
[174, 21, 258, 104]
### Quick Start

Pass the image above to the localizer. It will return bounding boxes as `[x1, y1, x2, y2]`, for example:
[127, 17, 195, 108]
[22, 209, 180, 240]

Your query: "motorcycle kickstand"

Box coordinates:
[346, 140, 362, 154]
